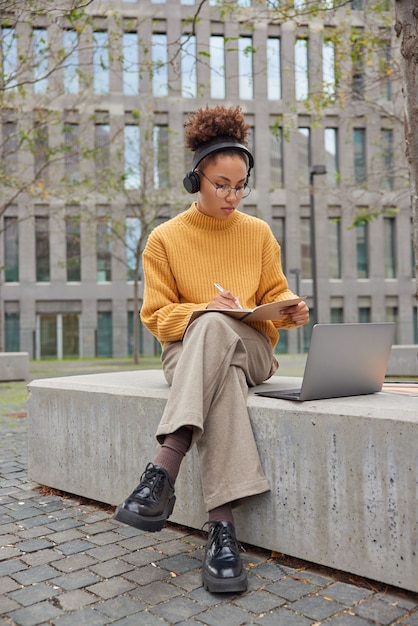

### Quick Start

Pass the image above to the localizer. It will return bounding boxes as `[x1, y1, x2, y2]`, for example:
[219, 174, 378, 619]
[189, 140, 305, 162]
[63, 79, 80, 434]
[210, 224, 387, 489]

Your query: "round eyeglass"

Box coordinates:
[198, 170, 252, 199]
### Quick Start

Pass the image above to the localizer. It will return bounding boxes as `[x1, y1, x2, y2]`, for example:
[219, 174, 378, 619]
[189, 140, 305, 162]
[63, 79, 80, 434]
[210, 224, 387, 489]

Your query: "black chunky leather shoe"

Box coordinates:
[114, 462, 175, 532]
[202, 521, 247, 593]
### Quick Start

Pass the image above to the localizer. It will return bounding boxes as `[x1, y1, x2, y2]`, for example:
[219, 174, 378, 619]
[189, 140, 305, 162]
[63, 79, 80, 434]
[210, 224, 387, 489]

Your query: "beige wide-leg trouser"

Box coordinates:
[156, 312, 274, 512]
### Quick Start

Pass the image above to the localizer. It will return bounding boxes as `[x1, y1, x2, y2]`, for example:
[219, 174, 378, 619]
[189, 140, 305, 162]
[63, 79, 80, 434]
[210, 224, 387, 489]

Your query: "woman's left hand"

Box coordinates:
[285, 301, 310, 326]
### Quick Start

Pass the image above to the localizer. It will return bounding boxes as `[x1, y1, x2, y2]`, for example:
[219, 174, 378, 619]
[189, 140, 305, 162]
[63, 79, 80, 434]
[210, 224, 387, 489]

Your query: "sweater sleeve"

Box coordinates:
[140, 232, 207, 344]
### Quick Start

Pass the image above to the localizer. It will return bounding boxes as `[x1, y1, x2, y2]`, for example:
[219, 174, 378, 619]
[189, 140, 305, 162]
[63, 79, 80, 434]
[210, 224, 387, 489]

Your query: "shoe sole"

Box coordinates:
[202, 568, 248, 594]
[114, 495, 176, 532]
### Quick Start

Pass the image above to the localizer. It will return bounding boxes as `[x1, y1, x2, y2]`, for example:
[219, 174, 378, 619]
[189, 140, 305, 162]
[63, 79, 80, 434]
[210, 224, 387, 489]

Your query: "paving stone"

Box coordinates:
[151, 595, 206, 623]
[130, 580, 182, 605]
[266, 577, 317, 601]
[51, 569, 100, 590]
[197, 602, 256, 626]
[319, 581, 373, 606]
[87, 543, 130, 561]
[20, 548, 62, 567]
[123, 562, 172, 586]
[45, 517, 83, 532]
[96, 596, 147, 619]
[89, 556, 135, 579]
[53, 607, 110, 626]
[0, 574, 21, 594]
[11, 563, 60, 585]
[322, 612, 373, 625]
[234, 589, 287, 613]
[158, 553, 202, 575]
[55, 538, 96, 555]
[252, 561, 294, 582]
[402, 610, 418, 626]
[354, 597, 409, 624]
[56, 588, 97, 611]
[15, 537, 55, 552]
[86, 575, 137, 599]
[111, 612, 170, 626]
[52, 552, 98, 573]
[291, 595, 344, 621]
[7, 600, 63, 626]
[253, 607, 313, 626]
[8, 581, 57, 606]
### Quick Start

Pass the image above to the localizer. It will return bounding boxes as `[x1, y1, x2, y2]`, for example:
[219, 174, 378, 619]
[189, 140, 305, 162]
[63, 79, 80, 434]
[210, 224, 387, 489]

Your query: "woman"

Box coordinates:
[115, 105, 309, 593]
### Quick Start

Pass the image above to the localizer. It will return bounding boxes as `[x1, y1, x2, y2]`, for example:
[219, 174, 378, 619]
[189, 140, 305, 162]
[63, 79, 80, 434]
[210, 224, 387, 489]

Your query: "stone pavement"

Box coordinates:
[1, 360, 418, 625]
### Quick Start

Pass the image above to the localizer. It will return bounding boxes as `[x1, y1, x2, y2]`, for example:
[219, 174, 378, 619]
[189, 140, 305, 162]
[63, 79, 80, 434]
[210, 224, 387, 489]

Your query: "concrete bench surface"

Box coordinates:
[0, 352, 29, 381]
[27, 369, 418, 593]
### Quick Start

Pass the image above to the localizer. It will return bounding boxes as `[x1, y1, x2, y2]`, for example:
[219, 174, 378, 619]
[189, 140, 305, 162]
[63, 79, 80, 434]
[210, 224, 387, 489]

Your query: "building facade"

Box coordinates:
[1, 0, 416, 359]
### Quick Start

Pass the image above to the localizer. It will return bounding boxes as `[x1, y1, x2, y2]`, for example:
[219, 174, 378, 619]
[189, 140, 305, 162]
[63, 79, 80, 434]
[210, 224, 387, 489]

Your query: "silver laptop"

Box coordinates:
[255, 322, 395, 401]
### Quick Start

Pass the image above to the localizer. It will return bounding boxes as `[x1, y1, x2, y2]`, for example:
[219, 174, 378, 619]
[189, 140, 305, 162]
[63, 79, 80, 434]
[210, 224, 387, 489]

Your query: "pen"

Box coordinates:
[214, 283, 243, 309]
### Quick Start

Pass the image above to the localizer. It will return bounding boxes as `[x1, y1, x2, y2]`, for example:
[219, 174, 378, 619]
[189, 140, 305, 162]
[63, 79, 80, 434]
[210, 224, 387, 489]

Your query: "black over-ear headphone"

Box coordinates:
[183, 141, 254, 194]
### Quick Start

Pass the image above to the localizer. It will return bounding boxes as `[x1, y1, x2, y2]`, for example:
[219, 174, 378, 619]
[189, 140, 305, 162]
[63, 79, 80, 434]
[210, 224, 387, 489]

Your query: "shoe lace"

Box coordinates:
[202, 521, 245, 554]
[136, 462, 164, 495]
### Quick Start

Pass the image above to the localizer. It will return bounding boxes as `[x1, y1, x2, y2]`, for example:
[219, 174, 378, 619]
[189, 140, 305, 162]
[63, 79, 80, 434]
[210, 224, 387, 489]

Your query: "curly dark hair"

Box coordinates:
[185, 105, 250, 151]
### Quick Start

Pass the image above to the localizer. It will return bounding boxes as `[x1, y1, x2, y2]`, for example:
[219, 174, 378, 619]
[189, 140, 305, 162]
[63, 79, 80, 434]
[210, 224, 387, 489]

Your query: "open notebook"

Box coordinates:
[255, 322, 395, 401]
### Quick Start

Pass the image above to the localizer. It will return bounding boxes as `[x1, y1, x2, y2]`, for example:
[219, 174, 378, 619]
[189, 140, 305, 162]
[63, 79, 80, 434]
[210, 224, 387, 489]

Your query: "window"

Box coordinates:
[358, 307, 370, 323]
[356, 222, 368, 278]
[300, 216, 312, 279]
[97, 219, 112, 282]
[380, 41, 392, 101]
[126, 216, 141, 281]
[325, 128, 339, 187]
[331, 307, 343, 323]
[210, 35, 225, 99]
[412, 218, 416, 279]
[35, 216, 50, 282]
[413, 307, 418, 344]
[37, 313, 80, 358]
[295, 38, 309, 101]
[63, 30, 79, 94]
[270, 126, 283, 188]
[384, 216, 396, 278]
[32, 28, 49, 94]
[124, 124, 140, 189]
[153, 125, 169, 188]
[123, 32, 139, 95]
[2, 121, 18, 178]
[238, 36, 253, 99]
[5, 312, 20, 352]
[2, 27, 18, 90]
[271, 215, 285, 272]
[64, 122, 80, 182]
[4, 216, 19, 282]
[297, 127, 311, 186]
[97, 311, 112, 357]
[34, 120, 48, 184]
[66, 215, 81, 282]
[381, 129, 394, 190]
[95, 123, 110, 176]
[351, 0, 363, 9]
[353, 128, 366, 185]
[328, 217, 341, 279]
[93, 31, 109, 94]
[152, 33, 168, 97]
[385, 306, 398, 343]
[267, 37, 281, 100]
[181, 34, 197, 98]
[351, 30, 364, 100]
[322, 39, 336, 99]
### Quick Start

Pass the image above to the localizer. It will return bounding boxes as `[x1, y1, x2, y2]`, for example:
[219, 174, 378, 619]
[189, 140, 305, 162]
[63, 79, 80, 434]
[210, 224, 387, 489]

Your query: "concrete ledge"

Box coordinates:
[387, 345, 418, 376]
[27, 370, 418, 593]
[0, 352, 29, 381]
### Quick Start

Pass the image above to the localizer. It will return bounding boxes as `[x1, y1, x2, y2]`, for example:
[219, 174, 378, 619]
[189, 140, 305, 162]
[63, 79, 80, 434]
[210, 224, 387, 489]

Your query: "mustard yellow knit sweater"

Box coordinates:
[140, 202, 298, 348]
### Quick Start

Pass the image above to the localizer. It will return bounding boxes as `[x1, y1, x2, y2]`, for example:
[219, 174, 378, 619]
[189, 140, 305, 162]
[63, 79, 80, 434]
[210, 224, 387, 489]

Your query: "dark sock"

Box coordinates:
[153, 426, 193, 483]
[208, 503, 234, 526]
